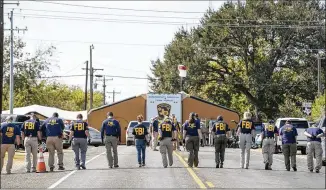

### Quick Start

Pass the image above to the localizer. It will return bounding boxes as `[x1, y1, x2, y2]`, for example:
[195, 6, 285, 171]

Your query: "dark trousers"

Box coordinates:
[282, 143, 297, 169]
[185, 136, 200, 167]
[135, 139, 146, 164]
[214, 135, 227, 165]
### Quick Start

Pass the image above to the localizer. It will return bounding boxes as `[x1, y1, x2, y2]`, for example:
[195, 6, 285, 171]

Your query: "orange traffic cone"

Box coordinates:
[36, 147, 47, 173]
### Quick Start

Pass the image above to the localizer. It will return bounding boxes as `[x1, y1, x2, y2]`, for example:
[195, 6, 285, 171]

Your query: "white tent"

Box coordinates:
[2, 105, 87, 121]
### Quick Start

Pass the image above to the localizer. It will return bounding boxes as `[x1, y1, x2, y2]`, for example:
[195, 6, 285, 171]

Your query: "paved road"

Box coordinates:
[1, 146, 325, 189]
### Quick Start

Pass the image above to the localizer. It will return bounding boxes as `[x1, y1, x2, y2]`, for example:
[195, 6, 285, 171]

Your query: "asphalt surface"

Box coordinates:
[1, 145, 325, 189]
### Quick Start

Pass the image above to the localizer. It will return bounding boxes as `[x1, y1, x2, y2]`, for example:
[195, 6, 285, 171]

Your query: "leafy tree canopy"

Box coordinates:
[149, 0, 325, 120]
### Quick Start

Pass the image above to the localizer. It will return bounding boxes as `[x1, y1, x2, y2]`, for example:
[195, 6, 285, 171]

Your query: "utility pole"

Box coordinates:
[95, 75, 113, 105]
[318, 57, 321, 96]
[9, 10, 13, 114]
[84, 64, 103, 108]
[0, 0, 4, 120]
[108, 90, 121, 103]
[317, 57, 325, 96]
[82, 61, 88, 110]
[0, 0, 19, 180]
[6, 9, 27, 114]
[89, 44, 94, 109]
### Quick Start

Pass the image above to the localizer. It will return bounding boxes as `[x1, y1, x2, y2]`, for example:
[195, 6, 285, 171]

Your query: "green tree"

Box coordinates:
[149, 0, 325, 119]
[2, 36, 103, 111]
[2, 36, 56, 109]
[311, 93, 326, 121]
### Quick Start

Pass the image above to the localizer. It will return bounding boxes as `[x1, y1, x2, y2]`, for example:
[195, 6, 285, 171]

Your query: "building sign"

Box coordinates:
[146, 94, 182, 122]
[302, 102, 312, 115]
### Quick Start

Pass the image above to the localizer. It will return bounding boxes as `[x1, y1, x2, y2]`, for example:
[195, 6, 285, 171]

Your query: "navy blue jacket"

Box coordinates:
[41, 117, 65, 137]
[238, 119, 255, 134]
[1, 123, 20, 144]
[305, 127, 324, 142]
[70, 120, 89, 139]
[212, 121, 230, 135]
[183, 120, 200, 136]
[21, 119, 40, 137]
[101, 118, 121, 140]
[159, 120, 176, 138]
[132, 123, 148, 140]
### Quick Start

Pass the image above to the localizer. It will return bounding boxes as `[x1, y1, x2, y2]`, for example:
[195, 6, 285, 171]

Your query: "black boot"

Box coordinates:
[220, 163, 223, 168]
[265, 163, 269, 170]
[216, 164, 219, 168]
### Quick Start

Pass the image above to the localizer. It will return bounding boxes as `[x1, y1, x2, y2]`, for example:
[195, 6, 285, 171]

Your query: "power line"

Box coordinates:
[38, 74, 320, 88]
[21, 38, 325, 51]
[39, 74, 148, 80]
[9, 13, 325, 28]
[5, 8, 323, 24]
[8, 8, 202, 20]
[63, 61, 86, 75]
[32, 1, 206, 14]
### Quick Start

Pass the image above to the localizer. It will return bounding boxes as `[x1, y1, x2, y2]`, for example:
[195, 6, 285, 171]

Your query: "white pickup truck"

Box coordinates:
[275, 118, 310, 155]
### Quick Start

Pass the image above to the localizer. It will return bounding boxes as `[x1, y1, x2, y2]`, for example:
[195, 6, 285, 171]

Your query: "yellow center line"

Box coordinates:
[206, 181, 214, 188]
[174, 151, 207, 189]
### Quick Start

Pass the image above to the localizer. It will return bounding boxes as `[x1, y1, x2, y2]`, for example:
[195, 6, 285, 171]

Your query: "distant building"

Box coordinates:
[88, 93, 240, 144]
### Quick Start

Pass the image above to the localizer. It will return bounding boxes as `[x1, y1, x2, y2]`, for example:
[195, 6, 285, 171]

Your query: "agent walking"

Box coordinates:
[304, 124, 324, 173]
[261, 120, 278, 170]
[0, 116, 20, 174]
[69, 114, 89, 170]
[211, 116, 230, 168]
[237, 112, 255, 169]
[21, 114, 42, 173]
[41, 112, 65, 172]
[158, 116, 177, 168]
[172, 114, 181, 151]
[132, 115, 149, 167]
[151, 116, 159, 151]
[279, 120, 298, 171]
[183, 112, 202, 168]
[101, 112, 121, 168]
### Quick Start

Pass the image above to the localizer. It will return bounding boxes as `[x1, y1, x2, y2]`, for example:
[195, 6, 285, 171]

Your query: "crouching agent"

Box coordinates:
[132, 115, 149, 167]
[304, 124, 324, 173]
[69, 114, 90, 170]
[261, 120, 278, 170]
[158, 116, 177, 168]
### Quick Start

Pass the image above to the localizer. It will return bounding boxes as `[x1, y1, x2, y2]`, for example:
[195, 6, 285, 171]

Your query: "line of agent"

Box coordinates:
[236, 111, 325, 173]
[0, 112, 66, 173]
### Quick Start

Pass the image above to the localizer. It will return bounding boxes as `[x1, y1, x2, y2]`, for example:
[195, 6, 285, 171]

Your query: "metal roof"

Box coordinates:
[2, 105, 87, 121]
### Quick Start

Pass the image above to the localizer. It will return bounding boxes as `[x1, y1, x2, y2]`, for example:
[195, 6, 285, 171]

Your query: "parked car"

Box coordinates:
[88, 127, 102, 147]
[62, 124, 71, 149]
[316, 115, 326, 166]
[126, 121, 150, 146]
[275, 118, 310, 154]
[255, 123, 269, 148]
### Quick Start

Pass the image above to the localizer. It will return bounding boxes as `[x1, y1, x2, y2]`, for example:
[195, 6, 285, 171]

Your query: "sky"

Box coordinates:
[3, 0, 226, 104]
